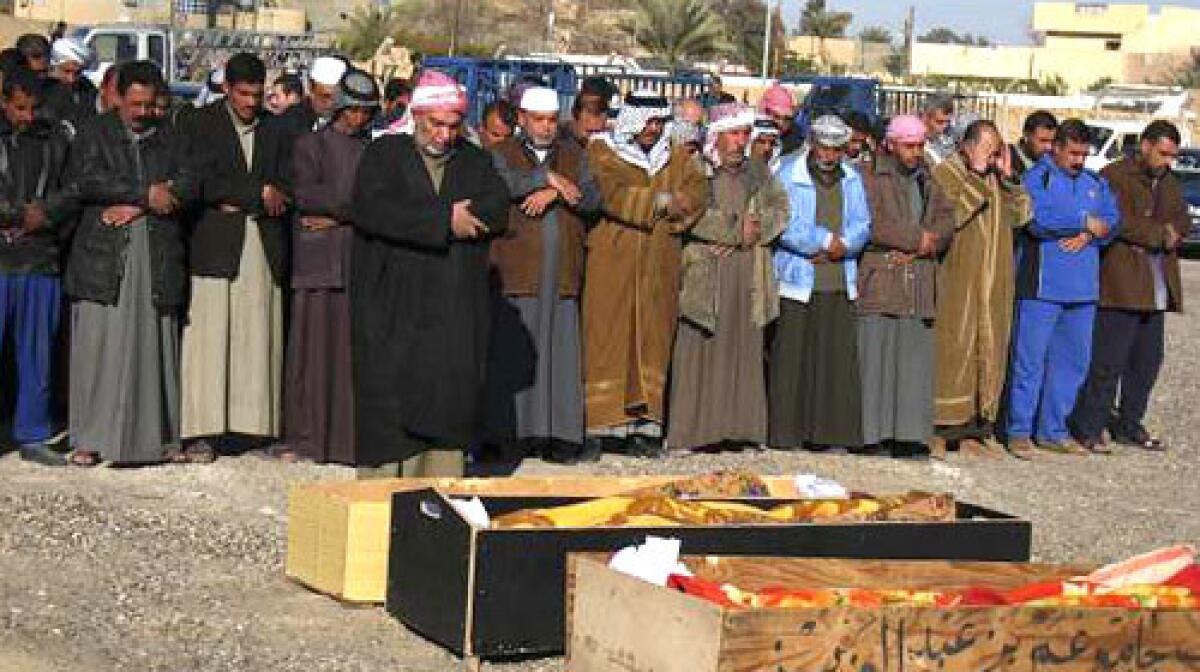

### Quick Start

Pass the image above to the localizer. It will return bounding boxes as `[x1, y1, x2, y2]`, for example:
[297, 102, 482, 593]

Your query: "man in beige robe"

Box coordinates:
[930, 120, 1032, 459]
[179, 53, 288, 459]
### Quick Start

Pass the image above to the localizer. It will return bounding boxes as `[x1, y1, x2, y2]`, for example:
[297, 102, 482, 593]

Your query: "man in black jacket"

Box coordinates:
[179, 53, 290, 459]
[351, 69, 509, 478]
[0, 68, 73, 465]
[66, 61, 197, 466]
[42, 37, 98, 134]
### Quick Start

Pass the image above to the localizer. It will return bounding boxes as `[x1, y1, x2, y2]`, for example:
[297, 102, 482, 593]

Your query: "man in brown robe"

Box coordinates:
[583, 90, 707, 457]
[667, 103, 788, 452]
[282, 68, 379, 464]
[930, 120, 1032, 459]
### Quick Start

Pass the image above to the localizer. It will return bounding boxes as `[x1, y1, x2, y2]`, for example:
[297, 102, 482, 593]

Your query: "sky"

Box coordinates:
[779, 0, 1200, 45]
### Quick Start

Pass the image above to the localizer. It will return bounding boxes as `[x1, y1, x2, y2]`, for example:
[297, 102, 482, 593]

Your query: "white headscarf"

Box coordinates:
[50, 38, 94, 68]
[601, 89, 674, 176]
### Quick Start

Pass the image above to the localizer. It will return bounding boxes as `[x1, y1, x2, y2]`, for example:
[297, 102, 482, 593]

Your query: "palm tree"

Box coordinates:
[798, 0, 852, 70]
[799, 0, 852, 39]
[338, 6, 404, 61]
[857, 26, 892, 44]
[624, 0, 729, 73]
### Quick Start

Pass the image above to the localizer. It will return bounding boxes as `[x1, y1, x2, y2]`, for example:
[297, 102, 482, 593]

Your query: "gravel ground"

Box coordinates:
[3, 264, 1200, 671]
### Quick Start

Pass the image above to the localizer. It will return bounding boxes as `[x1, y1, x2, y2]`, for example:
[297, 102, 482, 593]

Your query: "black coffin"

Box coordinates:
[385, 489, 1030, 661]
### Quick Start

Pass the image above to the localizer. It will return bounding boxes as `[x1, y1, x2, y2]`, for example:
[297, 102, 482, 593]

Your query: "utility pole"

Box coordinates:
[449, 0, 463, 56]
[904, 5, 915, 75]
[761, 0, 773, 79]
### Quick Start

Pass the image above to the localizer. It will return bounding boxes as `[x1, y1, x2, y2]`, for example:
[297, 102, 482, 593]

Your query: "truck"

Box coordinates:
[70, 23, 335, 97]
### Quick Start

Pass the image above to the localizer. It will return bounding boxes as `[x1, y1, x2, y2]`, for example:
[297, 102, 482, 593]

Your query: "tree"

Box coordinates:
[338, 6, 404, 60]
[885, 45, 908, 78]
[920, 27, 991, 46]
[799, 0, 852, 38]
[858, 26, 893, 44]
[710, 0, 787, 74]
[1086, 76, 1114, 92]
[624, 0, 730, 73]
[1166, 49, 1200, 88]
[1030, 73, 1069, 96]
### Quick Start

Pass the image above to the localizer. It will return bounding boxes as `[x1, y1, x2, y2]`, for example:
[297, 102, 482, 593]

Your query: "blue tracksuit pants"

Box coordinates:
[1007, 299, 1095, 442]
[0, 273, 61, 444]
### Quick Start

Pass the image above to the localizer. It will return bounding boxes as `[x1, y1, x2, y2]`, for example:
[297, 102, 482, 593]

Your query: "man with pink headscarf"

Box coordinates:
[350, 70, 510, 477]
[856, 114, 956, 457]
[760, 83, 803, 155]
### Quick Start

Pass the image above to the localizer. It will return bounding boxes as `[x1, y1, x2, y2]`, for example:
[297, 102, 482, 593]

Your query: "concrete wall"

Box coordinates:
[910, 42, 1038, 81]
[13, 0, 166, 24]
[13, 0, 306, 32]
[278, 0, 375, 33]
[912, 40, 1136, 93]
[1122, 6, 1200, 53]
[1033, 2, 1149, 35]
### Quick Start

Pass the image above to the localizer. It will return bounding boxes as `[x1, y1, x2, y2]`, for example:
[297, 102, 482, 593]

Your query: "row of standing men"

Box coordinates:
[0, 38, 1183, 473]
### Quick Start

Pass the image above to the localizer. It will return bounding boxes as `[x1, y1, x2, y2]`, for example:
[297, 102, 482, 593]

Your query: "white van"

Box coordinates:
[1084, 119, 1192, 172]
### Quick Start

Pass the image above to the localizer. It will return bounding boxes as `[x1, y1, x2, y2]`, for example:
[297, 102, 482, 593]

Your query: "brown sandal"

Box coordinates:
[183, 442, 217, 464]
[66, 450, 100, 467]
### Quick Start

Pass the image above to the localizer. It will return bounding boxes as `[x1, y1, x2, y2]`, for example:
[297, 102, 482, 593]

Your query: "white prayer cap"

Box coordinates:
[50, 37, 94, 68]
[309, 56, 347, 87]
[519, 86, 559, 113]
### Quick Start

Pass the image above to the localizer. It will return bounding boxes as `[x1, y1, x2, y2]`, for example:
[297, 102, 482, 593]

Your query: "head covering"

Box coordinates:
[50, 37, 94, 68]
[759, 83, 795, 118]
[886, 114, 927, 144]
[706, 102, 756, 135]
[752, 114, 780, 138]
[519, 86, 559, 113]
[604, 89, 674, 176]
[809, 114, 852, 148]
[613, 89, 672, 137]
[670, 119, 702, 146]
[409, 69, 468, 115]
[195, 66, 226, 108]
[332, 68, 381, 114]
[704, 102, 756, 167]
[750, 115, 783, 171]
[310, 56, 347, 87]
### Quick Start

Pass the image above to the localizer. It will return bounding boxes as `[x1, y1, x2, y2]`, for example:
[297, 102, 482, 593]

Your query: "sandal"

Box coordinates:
[163, 447, 192, 464]
[1111, 427, 1165, 452]
[66, 450, 100, 468]
[183, 442, 218, 464]
[263, 444, 301, 463]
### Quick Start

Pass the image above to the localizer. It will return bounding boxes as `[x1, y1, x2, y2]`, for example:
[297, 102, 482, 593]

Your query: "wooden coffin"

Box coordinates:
[385, 489, 1030, 660]
[566, 554, 1200, 672]
[285, 475, 801, 602]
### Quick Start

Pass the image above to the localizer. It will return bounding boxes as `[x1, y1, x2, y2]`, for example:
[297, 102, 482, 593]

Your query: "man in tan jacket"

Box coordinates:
[583, 90, 707, 457]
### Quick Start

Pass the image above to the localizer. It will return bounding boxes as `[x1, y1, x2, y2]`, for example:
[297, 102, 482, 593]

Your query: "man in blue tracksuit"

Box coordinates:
[1008, 119, 1120, 457]
[0, 68, 74, 465]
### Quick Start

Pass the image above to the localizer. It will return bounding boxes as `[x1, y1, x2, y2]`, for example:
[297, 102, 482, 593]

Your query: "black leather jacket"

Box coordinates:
[0, 119, 74, 274]
[64, 112, 197, 308]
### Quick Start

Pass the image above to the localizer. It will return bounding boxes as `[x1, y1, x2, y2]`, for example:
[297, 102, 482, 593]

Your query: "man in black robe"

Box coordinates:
[350, 69, 509, 478]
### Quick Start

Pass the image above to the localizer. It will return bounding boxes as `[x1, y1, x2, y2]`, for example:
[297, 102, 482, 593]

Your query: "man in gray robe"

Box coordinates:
[66, 61, 195, 465]
[486, 86, 601, 464]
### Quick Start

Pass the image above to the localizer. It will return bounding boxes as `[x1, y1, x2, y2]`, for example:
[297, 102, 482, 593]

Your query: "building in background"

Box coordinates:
[12, 0, 305, 31]
[910, 2, 1200, 93]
